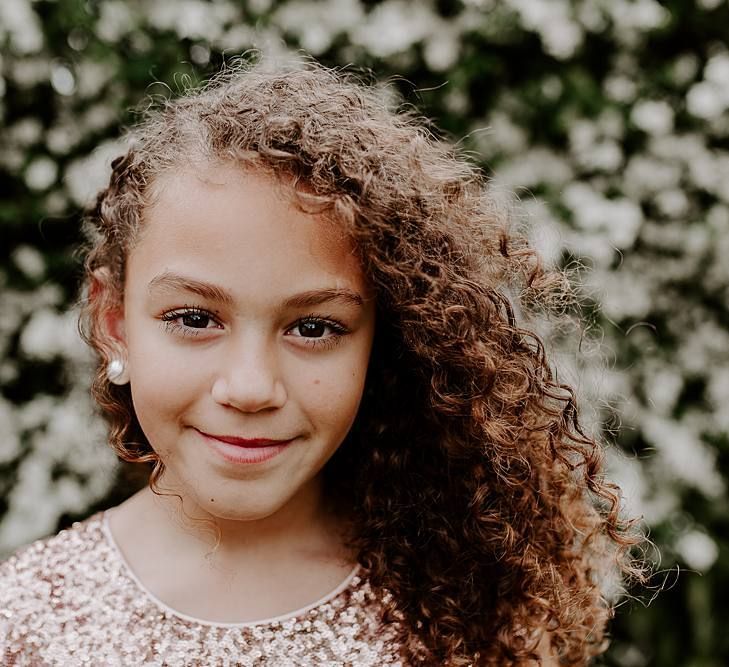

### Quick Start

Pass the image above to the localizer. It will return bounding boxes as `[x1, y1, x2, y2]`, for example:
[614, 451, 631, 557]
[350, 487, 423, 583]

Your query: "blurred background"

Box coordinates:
[1, 0, 727, 664]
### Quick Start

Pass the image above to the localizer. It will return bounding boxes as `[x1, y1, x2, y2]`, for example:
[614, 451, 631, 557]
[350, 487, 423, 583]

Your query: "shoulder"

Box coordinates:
[0, 513, 109, 646]
[0, 511, 107, 595]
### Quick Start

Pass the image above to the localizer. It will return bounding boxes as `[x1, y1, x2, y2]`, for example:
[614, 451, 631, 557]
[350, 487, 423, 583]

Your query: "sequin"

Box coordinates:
[0, 513, 404, 666]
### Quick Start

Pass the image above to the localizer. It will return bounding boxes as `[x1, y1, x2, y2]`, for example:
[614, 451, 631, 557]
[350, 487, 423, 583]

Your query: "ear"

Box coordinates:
[89, 268, 128, 359]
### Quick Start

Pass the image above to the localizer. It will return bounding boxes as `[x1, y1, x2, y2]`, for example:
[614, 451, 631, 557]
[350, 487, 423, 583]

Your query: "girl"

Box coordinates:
[0, 59, 640, 665]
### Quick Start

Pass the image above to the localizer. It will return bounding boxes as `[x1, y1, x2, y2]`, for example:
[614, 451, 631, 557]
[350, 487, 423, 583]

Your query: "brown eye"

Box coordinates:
[297, 320, 327, 337]
[160, 306, 221, 337]
[181, 312, 211, 328]
[285, 317, 349, 348]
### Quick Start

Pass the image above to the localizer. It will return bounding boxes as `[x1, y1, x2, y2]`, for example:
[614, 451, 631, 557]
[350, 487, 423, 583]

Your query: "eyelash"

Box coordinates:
[160, 305, 219, 339]
[159, 305, 349, 349]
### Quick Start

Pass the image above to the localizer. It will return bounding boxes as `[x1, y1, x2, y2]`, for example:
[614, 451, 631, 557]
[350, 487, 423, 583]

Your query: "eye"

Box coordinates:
[286, 316, 348, 348]
[296, 320, 328, 337]
[160, 306, 221, 337]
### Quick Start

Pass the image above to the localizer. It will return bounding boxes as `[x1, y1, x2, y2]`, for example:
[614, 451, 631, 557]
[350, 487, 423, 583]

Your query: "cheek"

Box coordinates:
[126, 331, 206, 448]
[299, 349, 370, 437]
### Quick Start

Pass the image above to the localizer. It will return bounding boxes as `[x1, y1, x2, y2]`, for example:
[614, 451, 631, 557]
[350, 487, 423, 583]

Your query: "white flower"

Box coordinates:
[654, 188, 689, 218]
[0, 361, 18, 385]
[525, 201, 564, 266]
[8, 117, 43, 146]
[423, 31, 460, 71]
[46, 121, 82, 154]
[275, 0, 364, 55]
[541, 18, 583, 60]
[706, 154, 729, 203]
[705, 51, 729, 88]
[351, 0, 439, 57]
[563, 182, 643, 248]
[674, 530, 719, 572]
[82, 104, 117, 132]
[576, 2, 608, 32]
[540, 75, 563, 100]
[631, 99, 674, 136]
[607, 0, 669, 33]
[507, 0, 584, 59]
[707, 202, 729, 231]
[0, 0, 43, 54]
[642, 413, 725, 498]
[50, 63, 75, 96]
[11, 57, 50, 88]
[75, 61, 116, 99]
[64, 138, 127, 207]
[604, 74, 637, 103]
[568, 118, 625, 170]
[686, 81, 727, 120]
[472, 111, 529, 156]
[0, 399, 21, 464]
[563, 231, 616, 267]
[568, 119, 597, 155]
[642, 364, 683, 416]
[597, 108, 626, 139]
[623, 155, 681, 199]
[96, 1, 135, 42]
[496, 147, 574, 188]
[708, 367, 729, 432]
[17, 395, 55, 431]
[0, 455, 55, 554]
[605, 449, 676, 525]
[19, 307, 88, 363]
[189, 43, 211, 66]
[0, 388, 117, 554]
[24, 156, 57, 191]
[581, 139, 624, 172]
[707, 365, 729, 411]
[33, 392, 115, 473]
[687, 150, 720, 191]
[11, 245, 45, 280]
[599, 268, 653, 320]
[250, 0, 274, 10]
[671, 53, 700, 87]
[145, 0, 236, 42]
[697, 0, 723, 8]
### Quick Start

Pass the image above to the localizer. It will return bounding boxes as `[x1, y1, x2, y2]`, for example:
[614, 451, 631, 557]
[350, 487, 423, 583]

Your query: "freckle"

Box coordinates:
[314, 379, 320, 385]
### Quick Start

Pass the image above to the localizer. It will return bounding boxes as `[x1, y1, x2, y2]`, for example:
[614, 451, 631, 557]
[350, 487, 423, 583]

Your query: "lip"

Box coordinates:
[196, 429, 294, 465]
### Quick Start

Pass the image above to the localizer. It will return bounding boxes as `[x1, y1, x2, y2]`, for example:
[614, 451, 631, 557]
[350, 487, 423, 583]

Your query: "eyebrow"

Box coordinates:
[147, 271, 365, 309]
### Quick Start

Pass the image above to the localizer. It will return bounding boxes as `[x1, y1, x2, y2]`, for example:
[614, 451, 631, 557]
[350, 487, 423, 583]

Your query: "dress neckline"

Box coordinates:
[99, 509, 361, 628]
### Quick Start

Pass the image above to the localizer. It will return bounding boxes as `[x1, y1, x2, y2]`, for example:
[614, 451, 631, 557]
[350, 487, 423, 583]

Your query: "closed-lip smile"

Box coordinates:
[195, 428, 295, 465]
[196, 429, 293, 448]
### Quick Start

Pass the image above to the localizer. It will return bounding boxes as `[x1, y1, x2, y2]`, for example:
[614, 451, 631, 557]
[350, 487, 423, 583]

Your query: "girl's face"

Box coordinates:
[104, 164, 375, 522]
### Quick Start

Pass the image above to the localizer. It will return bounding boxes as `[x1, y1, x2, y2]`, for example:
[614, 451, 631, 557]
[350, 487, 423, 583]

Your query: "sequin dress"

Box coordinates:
[0, 512, 404, 666]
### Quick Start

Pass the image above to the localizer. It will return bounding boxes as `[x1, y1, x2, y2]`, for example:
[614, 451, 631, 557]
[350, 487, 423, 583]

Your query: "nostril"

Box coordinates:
[210, 371, 286, 412]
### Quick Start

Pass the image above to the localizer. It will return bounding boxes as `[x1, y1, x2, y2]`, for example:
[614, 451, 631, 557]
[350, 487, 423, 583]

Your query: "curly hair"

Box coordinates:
[79, 58, 642, 665]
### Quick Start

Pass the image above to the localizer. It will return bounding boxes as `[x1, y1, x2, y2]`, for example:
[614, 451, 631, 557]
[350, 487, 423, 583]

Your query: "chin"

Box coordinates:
[202, 496, 286, 523]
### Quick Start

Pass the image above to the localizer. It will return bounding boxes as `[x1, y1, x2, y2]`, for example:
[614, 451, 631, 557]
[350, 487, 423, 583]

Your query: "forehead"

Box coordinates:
[127, 164, 369, 302]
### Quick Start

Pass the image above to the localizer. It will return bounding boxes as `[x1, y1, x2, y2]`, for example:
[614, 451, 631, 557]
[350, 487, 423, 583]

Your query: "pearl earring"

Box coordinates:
[106, 358, 129, 385]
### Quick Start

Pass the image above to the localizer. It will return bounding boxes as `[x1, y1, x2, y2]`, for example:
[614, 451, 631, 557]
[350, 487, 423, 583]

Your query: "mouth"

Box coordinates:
[198, 431, 293, 447]
[194, 429, 295, 465]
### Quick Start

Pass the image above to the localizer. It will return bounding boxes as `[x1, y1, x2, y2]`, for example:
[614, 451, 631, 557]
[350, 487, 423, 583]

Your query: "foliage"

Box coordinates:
[1, 0, 727, 664]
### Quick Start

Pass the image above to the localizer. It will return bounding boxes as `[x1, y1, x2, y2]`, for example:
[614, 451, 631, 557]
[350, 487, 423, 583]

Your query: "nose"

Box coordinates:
[211, 335, 287, 413]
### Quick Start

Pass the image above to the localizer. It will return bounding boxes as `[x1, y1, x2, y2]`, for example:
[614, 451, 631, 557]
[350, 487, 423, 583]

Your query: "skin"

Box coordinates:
[98, 163, 376, 622]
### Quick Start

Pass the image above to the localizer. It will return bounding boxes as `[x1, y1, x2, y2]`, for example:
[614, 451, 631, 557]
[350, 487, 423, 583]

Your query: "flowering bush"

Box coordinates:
[1, 0, 726, 663]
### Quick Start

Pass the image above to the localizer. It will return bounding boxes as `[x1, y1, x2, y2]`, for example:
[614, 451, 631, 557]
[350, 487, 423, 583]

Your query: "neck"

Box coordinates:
[131, 473, 351, 570]
[108, 472, 358, 623]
